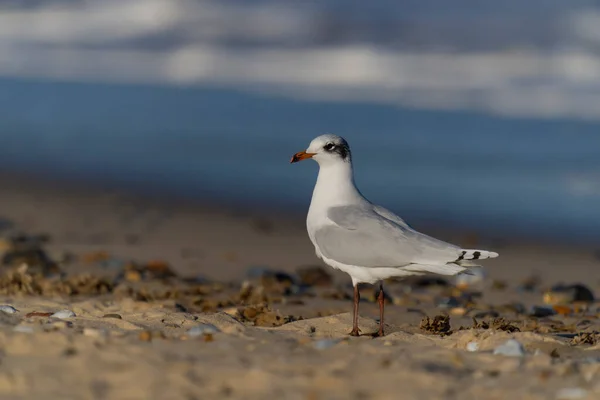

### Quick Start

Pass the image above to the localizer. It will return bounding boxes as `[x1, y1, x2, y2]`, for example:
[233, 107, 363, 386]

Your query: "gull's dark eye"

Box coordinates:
[324, 143, 335, 151]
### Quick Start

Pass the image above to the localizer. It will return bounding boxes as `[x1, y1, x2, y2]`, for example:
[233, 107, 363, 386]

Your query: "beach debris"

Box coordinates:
[1, 234, 59, 276]
[296, 265, 333, 287]
[236, 304, 296, 327]
[543, 284, 595, 305]
[493, 339, 525, 357]
[420, 315, 452, 336]
[570, 332, 598, 346]
[25, 311, 52, 318]
[102, 313, 122, 319]
[0, 305, 18, 314]
[187, 323, 220, 337]
[122, 260, 177, 282]
[466, 341, 479, 352]
[472, 317, 520, 332]
[556, 388, 588, 400]
[51, 310, 76, 319]
[313, 338, 342, 350]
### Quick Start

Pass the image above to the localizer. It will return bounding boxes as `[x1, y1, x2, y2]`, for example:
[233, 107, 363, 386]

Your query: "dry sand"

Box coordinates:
[0, 174, 599, 399]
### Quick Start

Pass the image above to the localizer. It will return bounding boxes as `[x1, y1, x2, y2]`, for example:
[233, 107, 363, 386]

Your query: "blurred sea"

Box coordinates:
[0, 1, 600, 242]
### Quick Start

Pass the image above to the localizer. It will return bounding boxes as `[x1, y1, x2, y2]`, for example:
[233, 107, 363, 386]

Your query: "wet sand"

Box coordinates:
[0, 174, 599, 399]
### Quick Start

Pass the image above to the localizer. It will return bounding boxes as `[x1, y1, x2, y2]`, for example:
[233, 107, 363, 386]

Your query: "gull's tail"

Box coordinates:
[456, 249, 499, 262]
[455, 249, 499, 268]
[396, 249, 499, 277]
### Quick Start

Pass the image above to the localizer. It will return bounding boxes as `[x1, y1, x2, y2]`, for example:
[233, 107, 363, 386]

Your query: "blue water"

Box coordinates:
[0, 78, 599, 242]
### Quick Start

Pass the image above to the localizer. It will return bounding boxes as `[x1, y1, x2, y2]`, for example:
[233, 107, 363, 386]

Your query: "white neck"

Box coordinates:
[310, 161, 364, 209]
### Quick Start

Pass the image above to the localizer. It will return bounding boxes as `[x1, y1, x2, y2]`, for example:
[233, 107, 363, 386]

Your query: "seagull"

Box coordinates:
[290, 134, 498, 337]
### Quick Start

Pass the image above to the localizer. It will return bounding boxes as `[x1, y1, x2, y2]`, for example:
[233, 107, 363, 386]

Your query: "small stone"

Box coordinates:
[0, 305, 18, 314]
[530, 305, 556, 318]
[138, 331, 152, 342]
[13, 325, 34, 334]
[493, 339, 525, 357]
[187, 323, 220, 337]
[450, 307, 467, 316]
[466, 342, 479, 352]
[544, 284, 595, 305]
[25, 312, 52, 318]
[437, 297, 461, 309]
[102, 313, 122, 319]
[313, 339, 342, 350]
[83, 328, 106, 338]
[556, 388, 588, 400]
[51, 310, 76, 319]
[454, 267, 486, 289]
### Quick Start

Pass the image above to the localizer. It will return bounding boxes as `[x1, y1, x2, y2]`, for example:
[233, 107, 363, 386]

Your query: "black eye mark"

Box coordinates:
[324, 143, 335, 151]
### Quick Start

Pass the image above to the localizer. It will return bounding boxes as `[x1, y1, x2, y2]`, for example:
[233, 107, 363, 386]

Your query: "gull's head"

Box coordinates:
[290, 134, 351, 166]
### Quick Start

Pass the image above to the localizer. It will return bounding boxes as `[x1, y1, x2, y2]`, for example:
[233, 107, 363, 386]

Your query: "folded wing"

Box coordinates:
[314, 205, 462, 268]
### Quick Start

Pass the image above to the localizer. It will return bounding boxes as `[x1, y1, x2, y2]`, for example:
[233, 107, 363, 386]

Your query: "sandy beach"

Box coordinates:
[0, 173, 599, 399]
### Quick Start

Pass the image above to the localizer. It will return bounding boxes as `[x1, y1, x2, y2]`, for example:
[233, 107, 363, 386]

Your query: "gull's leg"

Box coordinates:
[375, 282, 385, 337]
[349, 284, 361, 336]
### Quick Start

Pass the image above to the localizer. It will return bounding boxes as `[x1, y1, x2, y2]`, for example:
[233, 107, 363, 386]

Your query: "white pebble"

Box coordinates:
[556, 388, 588, 399]
[493, 339, 525, 357]
[13, 325, 34, 334]
[454, 267, 486, 287]
[466, 341, 479, 352]
[51, 310, 76, 319]
[187, 323, 220, 337]
[0, 305, 18, 314]
[83, 328, 106, 338]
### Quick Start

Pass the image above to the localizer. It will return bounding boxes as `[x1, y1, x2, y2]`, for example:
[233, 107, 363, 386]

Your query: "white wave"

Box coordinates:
[1, 0, 600, 120]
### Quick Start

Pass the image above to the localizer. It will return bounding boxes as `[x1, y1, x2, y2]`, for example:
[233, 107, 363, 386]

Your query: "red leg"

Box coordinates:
[349, 285, 361, 336]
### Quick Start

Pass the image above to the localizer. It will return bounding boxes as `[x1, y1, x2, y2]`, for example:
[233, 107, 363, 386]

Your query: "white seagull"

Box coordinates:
[290, 134, 498, 336]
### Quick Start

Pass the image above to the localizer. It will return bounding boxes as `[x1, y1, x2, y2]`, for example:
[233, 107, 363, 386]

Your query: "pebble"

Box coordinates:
[51, 310, 76, 319]
[13, 325, 34, 334]
[466, 341, 479, 352]
[530, 305, 556, 318]
[493, 339, 525, 357]
[102, 313, 122, 319]
[436, 297, 461, 309]
[0, 305, 18, 314]
[556, 388, 588, 400]
[83, 328, 106, 338]
[454, 267, 486, 289]
[544, 284, 595, 305]
[313, 339, 342, 350]
[187, 323, 220, 337]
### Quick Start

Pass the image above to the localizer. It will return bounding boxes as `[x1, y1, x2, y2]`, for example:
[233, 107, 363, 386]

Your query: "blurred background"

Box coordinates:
[1, 0, 600, 243]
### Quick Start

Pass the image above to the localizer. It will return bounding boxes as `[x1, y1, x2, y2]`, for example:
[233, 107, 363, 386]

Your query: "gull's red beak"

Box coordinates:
[290, 150, 316, 163]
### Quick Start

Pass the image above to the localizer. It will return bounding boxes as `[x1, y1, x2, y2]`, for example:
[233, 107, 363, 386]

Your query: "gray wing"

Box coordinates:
[314, 205, 461, 268]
